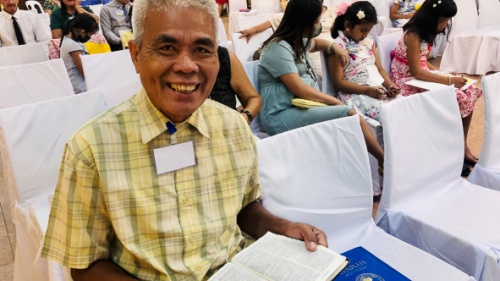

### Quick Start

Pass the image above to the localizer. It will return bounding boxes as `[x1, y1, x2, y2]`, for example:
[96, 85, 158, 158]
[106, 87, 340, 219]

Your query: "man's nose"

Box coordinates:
[172, 51, 199, 73]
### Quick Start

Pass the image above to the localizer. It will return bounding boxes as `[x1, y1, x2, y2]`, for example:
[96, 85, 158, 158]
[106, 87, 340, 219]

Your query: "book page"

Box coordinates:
[231, 232, 346, 281]
[209, 263, 270, 281]
[405, 71, 477, 91]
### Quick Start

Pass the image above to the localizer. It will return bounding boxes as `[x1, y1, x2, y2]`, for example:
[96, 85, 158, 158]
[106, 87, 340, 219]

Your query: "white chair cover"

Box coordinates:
[242, 61, 268, 139]
[0, 42, 48, 67]
[217, 18, 233, 51]
[251, 0, 280, 14]
[235, 12, 273, 31]
[228, 0, 247, 13]
[319, 51, 384, 195]
[88, 4, 103, 33]
[230, 29, 272, 62]
[0, 59, 73, 109]
[0, 91, 108, 281]
[468, 72, 500, 189]
[478, 0, 500, 28]
[258, 116, 474, 281]
[81, 50, 141, 108]
[451, 0, 479, 37]
[376, 87, 500, 281]
[376, 30, 403, 75]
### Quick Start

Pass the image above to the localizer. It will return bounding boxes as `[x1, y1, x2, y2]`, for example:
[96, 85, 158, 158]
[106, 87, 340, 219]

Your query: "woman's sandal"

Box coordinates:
[378, 165, 384, 177]
[464, 157, 478, 168]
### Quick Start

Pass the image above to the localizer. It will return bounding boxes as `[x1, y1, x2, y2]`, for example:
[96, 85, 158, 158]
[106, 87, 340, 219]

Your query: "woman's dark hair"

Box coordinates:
[262, 0, 323, 60]
[331, 1, 378, 39]
[59, 13, 99, 49]
[403, 0, 457, 45]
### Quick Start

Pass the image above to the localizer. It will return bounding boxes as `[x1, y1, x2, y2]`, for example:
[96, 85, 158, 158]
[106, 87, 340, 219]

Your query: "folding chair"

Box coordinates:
[81, 50, 142, 108]
[376, 30, 403, 75]
[258, 116, 474, 280]
[0, 59, 73, 109]
[0, 91, 108, 281]
[25, 0, 44, 13]
[468, 72, 500, 189]
[376, 87, 500, 281]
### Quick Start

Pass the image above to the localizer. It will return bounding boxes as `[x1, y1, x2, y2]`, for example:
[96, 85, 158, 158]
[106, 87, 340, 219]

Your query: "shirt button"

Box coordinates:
[182, 198, 189, 205]
[194, 265, 201, 271]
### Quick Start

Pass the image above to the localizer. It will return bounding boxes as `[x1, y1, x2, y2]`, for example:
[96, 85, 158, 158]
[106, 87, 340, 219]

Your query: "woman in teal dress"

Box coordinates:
[258, 0, 384, 166]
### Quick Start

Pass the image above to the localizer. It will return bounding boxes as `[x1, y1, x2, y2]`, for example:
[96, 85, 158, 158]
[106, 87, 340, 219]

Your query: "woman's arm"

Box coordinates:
[279, 72, 343, 105]
[239, 21, 273, 42]
[52, 29, 63, 39]
[76, 1, 99, 23]
[70, 50, 85, 78]
[310, 38, 349, 66]
[228, 51, 262, 123]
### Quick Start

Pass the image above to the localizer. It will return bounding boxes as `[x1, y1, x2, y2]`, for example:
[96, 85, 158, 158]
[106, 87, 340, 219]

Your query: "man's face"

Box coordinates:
[129, 6, 219, 123]
[1, 0, 18, 15]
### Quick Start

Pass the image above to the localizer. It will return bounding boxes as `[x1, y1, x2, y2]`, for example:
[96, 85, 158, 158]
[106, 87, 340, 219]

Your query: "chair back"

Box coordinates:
[230, 28, 272, 62]
[228, 0, 247, 13]
[478, 0, 500, 28]
[377, 87, 463, 219]
[0, 91, 108, 210]
[217, 18, 230, 50]
[0, 59, 73, 109]
[81, 50, 141, 108]
[235, 12, 273, 31]
[243, 61, 268, 138]
[251, 0, 280, 14]
[25, 0, 44, 13]
[468, 72, 500, 189]
[259, 116, 373, 244]
[376, 30, 403, 75]
[319, 51, 337, 97]
[0, 42, 48, 67]
[450, 0, 478, 37]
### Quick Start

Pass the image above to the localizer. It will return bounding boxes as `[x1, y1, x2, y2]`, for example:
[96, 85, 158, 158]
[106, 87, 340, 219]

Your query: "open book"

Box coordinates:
[405, 70, 477, 91]
[209, 232, 348, 281]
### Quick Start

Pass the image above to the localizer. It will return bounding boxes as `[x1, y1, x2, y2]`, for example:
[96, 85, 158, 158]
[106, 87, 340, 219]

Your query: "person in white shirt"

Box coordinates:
[0, 0, 51, 47]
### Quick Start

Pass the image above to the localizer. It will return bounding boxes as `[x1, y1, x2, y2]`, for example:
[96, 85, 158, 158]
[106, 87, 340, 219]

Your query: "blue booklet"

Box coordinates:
[333, 246, 411, 281]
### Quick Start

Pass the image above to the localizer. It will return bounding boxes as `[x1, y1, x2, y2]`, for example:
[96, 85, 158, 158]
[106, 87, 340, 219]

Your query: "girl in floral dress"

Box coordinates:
[329, 1, 400, 122]
[390, 0, 418, 28]
[390, 0, 482, 165]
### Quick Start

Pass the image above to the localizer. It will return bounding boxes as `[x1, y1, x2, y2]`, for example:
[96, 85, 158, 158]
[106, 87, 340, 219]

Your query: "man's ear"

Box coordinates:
[128, 40, 141, 74]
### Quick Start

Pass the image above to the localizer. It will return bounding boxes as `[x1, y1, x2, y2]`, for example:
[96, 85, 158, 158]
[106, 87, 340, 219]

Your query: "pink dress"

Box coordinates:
[390, 35, 482, 118]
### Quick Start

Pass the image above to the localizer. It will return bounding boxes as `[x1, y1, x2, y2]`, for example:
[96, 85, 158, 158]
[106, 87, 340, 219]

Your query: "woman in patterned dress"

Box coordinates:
[390, 0, 482, 165]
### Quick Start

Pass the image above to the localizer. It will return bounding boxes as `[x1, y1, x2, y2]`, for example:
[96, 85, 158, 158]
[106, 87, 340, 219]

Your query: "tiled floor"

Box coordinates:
[0, 15, 487, 281]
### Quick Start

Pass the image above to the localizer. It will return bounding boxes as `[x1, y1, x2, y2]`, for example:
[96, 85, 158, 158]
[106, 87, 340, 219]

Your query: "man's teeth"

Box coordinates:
[170, 84, 196, 92]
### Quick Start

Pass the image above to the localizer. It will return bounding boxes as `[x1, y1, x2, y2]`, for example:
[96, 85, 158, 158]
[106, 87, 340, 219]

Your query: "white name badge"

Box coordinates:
[115, 10, 124, 16]
[154, 141, 195, 175]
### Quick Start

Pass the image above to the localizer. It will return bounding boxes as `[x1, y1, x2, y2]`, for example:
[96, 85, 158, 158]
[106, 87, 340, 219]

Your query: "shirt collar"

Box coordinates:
[136, 88, 210, 144]
[0, 9, 19, 19]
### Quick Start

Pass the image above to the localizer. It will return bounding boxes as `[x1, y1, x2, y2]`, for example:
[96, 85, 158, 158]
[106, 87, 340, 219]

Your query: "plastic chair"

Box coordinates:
[258, 116, 474, 281]
[242, 61, 269, 139]
[0, 59, 73, 109]
[217, 18, 233, 52]
[0, 42, 48, 67]
[376, 87, 500, 281]
[81, 50, 141, 108]
[0, 91, 108, 281]
[468, 72, 500, 189]
[251, 0, 280, 14]
[25, 0, 44, 14]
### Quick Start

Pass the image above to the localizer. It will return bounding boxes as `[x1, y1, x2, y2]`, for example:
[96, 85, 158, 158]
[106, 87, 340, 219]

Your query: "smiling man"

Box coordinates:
[0, 0, 50, 47]
[41, 0, 327, 280]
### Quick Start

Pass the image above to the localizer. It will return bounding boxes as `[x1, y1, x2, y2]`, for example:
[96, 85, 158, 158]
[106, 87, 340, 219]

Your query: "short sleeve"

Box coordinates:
[269, 13, 283, 30]
[41, 139, 113, 268]
[50, 9, 63, 30]
[260, 40, 298, 78]
[66, 39, 84, 53]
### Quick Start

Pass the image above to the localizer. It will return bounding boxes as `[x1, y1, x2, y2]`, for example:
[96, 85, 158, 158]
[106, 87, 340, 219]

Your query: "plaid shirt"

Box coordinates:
[42, 88, 262, 280]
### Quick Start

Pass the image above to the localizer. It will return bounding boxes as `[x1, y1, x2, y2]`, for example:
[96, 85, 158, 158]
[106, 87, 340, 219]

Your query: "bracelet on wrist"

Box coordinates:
[326, 42, 334, 55]
[239, 109, 253, 124]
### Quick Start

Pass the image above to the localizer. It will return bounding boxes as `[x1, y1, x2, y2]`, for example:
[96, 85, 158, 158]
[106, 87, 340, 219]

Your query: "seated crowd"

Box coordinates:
[0, 0, 491, 279]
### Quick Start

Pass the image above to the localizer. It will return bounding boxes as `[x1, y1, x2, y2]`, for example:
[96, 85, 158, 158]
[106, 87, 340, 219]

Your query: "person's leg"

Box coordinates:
[462, 111, 477, 164]
[347, 109, 384, 166]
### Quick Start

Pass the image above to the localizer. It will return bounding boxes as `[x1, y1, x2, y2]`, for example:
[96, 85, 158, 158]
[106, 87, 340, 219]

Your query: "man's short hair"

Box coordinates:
[132, 0, 219, 47]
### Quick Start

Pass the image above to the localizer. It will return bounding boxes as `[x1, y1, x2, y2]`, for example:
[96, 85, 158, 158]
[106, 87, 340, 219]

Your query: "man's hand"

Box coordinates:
[281, 222, 328, 251]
